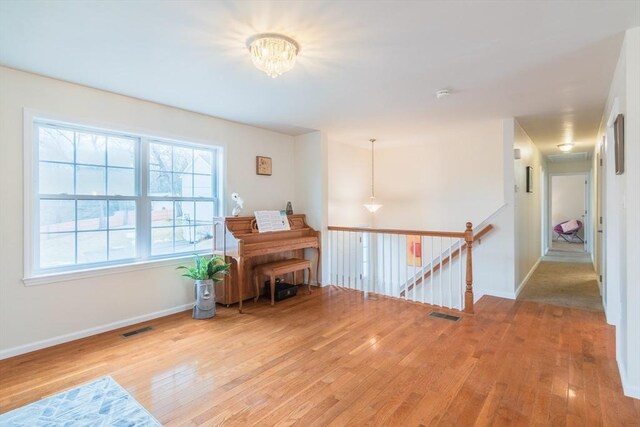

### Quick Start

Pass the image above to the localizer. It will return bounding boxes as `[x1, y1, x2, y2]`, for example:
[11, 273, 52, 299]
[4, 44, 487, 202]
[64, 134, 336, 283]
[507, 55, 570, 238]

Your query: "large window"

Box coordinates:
[30, 120, 220, 277]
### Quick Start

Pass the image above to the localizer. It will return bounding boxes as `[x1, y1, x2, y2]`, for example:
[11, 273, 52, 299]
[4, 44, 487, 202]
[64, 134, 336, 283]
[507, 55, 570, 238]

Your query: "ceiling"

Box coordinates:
[0, 1, 638, 154]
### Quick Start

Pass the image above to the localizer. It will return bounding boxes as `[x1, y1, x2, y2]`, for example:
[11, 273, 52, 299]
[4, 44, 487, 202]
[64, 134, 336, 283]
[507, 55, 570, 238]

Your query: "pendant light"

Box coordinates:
[363, 138, 382, 213]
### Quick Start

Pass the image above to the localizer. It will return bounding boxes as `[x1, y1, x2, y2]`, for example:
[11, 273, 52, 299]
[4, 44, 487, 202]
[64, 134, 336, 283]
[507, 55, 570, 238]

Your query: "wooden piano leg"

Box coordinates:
[254, 271, 260, 303]
[270, 274, 276, 306]
[237, 257, 244, 313]
[315, 247, 320, 288]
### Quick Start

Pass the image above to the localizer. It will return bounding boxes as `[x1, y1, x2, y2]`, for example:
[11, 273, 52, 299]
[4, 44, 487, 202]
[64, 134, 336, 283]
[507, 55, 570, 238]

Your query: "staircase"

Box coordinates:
[327, 222, 494, 313]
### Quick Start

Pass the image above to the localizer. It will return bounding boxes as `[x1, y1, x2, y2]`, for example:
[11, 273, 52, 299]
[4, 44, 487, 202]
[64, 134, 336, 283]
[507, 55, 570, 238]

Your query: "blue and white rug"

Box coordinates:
[0, 376, 162, 426]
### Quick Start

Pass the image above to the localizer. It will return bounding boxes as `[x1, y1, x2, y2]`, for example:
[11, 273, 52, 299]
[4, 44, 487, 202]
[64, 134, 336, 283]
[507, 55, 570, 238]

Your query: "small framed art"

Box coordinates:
[614, 114, 624, 175]
[256, 156, 272, 176]
[526, 166, 533, 193]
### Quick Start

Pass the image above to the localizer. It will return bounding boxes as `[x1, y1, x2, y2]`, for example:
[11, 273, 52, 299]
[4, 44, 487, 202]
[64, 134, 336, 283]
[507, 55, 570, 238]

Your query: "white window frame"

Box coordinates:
[23, 111, 224, 285]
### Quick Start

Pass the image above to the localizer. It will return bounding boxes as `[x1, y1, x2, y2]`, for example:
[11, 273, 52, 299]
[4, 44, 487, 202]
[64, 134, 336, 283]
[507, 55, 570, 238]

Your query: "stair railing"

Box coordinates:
[327, 222, 482, 313]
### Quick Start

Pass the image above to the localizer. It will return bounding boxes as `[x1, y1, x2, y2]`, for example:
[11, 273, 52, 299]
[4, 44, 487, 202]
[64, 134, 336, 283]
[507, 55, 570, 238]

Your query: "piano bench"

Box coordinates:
[253, 258, 313, 307]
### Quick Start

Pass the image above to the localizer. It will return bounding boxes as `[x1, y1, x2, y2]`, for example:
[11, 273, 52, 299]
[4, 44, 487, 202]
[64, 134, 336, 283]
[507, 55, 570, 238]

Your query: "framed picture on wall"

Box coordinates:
[526, 166, 533, 193]
[614, 113, 624, 175]
[256, 156, 272, 176]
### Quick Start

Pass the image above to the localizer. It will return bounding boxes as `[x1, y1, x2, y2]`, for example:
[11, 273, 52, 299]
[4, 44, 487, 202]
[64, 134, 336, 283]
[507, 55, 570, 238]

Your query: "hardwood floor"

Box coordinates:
[1, 286, 638, 426]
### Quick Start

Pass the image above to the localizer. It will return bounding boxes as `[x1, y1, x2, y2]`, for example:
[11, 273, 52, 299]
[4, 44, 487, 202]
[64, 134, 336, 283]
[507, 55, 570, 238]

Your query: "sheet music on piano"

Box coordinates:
[254, 210, 291, 233]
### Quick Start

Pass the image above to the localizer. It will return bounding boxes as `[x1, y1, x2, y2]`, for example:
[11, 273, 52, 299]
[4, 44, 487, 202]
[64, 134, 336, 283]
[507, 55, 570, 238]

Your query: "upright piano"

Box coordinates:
[212, 214, 321, 307]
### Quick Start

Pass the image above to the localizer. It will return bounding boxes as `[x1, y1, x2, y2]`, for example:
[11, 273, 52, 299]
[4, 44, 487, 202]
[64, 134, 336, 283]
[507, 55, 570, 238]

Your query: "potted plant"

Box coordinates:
[177, 254, 230, 319]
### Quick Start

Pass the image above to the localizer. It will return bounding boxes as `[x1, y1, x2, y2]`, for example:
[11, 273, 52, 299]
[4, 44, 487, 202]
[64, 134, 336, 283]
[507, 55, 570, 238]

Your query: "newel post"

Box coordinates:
[464, 222, 474, 314]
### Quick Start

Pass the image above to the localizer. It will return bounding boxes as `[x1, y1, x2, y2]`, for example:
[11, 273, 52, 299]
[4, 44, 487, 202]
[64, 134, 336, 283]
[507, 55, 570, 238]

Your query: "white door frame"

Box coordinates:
[596, 135, 606, 307]
[546, 171, 591, 252]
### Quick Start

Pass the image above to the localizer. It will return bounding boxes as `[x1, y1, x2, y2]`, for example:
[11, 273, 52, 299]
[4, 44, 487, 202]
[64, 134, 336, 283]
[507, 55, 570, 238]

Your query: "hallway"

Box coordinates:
[518, 245, 602, 312]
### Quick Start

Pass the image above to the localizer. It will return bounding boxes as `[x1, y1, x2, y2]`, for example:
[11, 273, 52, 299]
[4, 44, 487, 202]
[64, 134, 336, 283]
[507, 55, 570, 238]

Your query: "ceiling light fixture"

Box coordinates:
[435, 89, 451, 99]
[363, 138, 382, 213]
[246, 33, 299, 78]
[557, 143, 574, 152]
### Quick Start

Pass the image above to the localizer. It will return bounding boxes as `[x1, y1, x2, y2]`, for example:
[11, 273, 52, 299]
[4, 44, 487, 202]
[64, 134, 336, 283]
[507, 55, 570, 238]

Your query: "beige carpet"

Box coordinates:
[518, 260, 603, 312]
[550, 240, 585, 253]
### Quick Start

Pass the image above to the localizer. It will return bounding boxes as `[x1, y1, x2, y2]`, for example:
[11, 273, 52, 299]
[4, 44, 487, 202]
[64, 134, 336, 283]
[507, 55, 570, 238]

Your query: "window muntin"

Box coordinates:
[148, 141, 216, 256]
[32, 121, 219, 276]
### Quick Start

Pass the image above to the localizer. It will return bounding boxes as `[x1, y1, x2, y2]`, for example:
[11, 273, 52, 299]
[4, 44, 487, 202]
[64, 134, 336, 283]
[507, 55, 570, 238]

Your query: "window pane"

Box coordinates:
[40, 162, 74, 194]
[172, 173, 193, 197]
[77, 231, 107, 263]
[149, 171, 171, 196]
[194, 174, 212, 198]
[151, 228, 174, 255]
[108, 167, 135, 196]
[40, 200, 75, 233]
[39, 127, 74, 163]
[108, 137, 135, 167]
[195, 225, 213, 250]
[76, 165, 106, 195]
[174, 227, 194, 252]
[151, 201, 174, 227]
[149, 143, 172, 172]
[173, 147, 193, 173]
[195, 201, 214, 226]
[109, 229, 136, 260]
[77, 200, 107, 231]
[77, 132, 106, 166]
[40, 232, 75, 268]
[109, 201, 136, 229]
[194, 150, 212, 174]
[175, 201, 194, 226]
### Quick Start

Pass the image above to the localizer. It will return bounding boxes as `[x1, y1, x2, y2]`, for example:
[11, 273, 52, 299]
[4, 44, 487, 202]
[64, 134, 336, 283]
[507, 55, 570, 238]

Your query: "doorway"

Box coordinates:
[518, 167, 601, 312]
[549, 173, 589, 255]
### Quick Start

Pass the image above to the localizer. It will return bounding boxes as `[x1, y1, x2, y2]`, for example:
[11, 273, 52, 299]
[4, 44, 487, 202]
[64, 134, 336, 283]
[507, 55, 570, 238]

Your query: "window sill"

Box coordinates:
[23, 255, 204, 286]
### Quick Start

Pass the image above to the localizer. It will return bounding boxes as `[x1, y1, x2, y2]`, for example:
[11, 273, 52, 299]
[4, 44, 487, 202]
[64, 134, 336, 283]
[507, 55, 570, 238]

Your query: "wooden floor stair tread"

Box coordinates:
[1, 287, 638, 426]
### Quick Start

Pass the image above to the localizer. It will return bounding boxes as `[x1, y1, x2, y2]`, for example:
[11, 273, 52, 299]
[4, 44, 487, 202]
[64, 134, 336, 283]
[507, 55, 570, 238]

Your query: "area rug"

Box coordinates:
[0, 376, 161, 426]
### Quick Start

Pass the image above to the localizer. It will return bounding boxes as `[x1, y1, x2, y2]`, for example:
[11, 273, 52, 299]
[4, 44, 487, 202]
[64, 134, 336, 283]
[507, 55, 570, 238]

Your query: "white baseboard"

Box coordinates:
[475, 288, 516, 301]
[515, 258, 541, 298]
[0, 303, 193, 360]
[617, 357, 640, 399]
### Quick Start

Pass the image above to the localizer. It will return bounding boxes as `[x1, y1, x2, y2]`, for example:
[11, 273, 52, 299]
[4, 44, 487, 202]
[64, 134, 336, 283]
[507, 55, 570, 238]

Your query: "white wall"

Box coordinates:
[512, 120, 543, 293]
[326, 122, 518, 300]
[594, 27, 640, 399]
[546, 160, 591, 174]
[370, 128, 504, 231]
[0, 66, 297, 357]
[294, 131, 329, 284]
[327, 141, 371, 228]
[551, 174, 586, 236]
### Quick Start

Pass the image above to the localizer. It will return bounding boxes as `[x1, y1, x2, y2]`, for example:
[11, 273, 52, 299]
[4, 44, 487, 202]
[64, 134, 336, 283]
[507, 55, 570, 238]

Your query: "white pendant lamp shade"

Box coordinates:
[364, 138, 382, 213]
[364, 198, 383, 213]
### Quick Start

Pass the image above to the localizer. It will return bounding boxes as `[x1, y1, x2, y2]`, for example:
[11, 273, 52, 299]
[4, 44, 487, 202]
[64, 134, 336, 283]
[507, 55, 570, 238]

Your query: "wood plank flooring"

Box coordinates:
[1, 286, 638, 426]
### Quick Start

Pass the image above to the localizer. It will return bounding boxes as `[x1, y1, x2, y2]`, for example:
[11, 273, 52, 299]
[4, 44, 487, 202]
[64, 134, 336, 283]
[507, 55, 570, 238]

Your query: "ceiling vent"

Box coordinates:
[547, 152, 590, 163]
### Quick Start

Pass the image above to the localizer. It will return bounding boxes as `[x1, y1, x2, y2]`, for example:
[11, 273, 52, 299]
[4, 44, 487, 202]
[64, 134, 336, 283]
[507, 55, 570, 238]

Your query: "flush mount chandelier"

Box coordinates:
[246, 33, 299, 78]
[557, 143, 574, 152]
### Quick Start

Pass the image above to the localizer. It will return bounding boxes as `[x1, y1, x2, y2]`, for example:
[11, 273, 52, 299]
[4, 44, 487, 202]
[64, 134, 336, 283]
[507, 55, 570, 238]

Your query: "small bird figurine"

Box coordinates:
[231, 193, 244, 217]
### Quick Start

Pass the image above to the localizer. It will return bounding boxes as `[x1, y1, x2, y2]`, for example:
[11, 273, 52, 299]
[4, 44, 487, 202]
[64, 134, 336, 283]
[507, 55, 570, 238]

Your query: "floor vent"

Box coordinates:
[429, 312, 461, 322]
[121, 326, 153, 338]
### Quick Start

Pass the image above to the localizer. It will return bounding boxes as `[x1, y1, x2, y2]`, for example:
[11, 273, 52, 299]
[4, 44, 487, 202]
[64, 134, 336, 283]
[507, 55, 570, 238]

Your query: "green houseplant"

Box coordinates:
[177, 254, 230, 319]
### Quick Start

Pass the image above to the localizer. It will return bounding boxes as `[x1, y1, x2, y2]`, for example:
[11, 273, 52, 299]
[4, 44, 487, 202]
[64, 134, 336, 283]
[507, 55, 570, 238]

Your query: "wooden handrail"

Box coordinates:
[398, 224, 494, 311]
[327, 225, 466, 239]
[327, 222, 493, 314]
